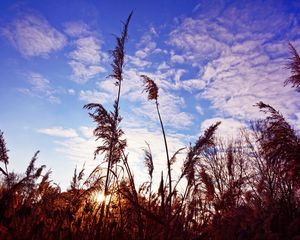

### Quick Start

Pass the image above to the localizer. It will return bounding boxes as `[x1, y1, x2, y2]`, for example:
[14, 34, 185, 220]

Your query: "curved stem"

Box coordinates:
[155, 100, 172, 214]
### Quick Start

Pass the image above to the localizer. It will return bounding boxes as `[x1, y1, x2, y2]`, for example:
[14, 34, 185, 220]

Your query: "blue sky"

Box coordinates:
[1, 0, 300, 190]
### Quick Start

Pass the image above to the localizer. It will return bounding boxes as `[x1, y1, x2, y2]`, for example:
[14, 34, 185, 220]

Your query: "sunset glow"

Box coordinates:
[94, 192, 111, 205]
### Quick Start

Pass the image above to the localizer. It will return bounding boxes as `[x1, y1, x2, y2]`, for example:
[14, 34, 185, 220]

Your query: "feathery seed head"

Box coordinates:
[141, 75, 158, 101]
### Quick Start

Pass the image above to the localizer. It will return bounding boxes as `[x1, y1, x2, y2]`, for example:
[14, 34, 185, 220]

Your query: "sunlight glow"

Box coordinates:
[94, 192, 111, 205]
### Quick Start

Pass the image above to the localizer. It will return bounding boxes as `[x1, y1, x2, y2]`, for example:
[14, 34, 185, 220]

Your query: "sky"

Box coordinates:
[1, 0, 300, 190]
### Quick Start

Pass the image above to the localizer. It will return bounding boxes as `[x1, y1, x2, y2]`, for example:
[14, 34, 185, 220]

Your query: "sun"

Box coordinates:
[94, 192, 111, 205]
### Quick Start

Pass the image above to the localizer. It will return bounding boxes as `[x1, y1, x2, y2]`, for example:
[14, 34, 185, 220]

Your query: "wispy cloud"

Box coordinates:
[132, 89, 194, 129]
[80, 66, 195, 129]
[65, 22, 107, 84]
[127, 55, 151, 68]
[157, 62, 170, 70]
[1, 14, 66, 57]
[168, 1, 300, 128]
[38, 126, 78, 138]
[79, 89, 110, 104]
[68, 89, 76, 95]
[127, 27, 164, 69]
[170, 50, 185, 64]
[70, 36, 103, 65]
[19, 72, 61, 104]
[135, 28, 158, 58]
[79, 67, 145, 105]
[38, 126, 99, 167]
[63, 21, 89, 37]
[69, 61, 105, 83]
[123, 127, 187, 187]
[200, 117, 247, 140]
[195, 105, 204, 115]
[38, 125, 187, 188]
[169, 18, 228, 63]
[28, 72, 50, 91]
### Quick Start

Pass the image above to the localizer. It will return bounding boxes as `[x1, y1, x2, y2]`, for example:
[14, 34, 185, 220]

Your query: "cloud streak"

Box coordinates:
[65, 22, 107, 83]
[38, 126, 78, 138]
[2, 14, 66, 57]
[19, 72, 61, 104]
[168, 1, 300, 128]
[38, 125, 187, 188]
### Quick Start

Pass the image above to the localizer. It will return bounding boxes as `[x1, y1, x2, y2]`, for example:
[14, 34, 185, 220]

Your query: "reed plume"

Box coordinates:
[141, 74, 172, 214]
[0, 130, 9, 177]
[285, 43, 300, 91]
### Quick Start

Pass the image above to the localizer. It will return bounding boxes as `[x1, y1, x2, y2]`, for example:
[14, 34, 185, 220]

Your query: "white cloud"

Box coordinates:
[69, 61, 105, 84]
[64, 21, 89, 37]
[79, 90, 110, 104]
[79, 65, 195, 132]
[195, 105, 204, 115]
[123, 127, 187, 187]
[292, 113, 300, 132]
[48, 95, 61, 104]
[143, 65, 205, 92]
[45, 126, 99, 167]
[55, 136, 100, 172]
[193, 0, 224, 17]
[158, 61, 170, 70]
[170, 53, 185, 64]
[133, 89, 194, 129]
[168, 5, 300, 125]
[43, 125, 187, 189]
[127, 55, 151, 68]
[74, 29, 196, 132]
[92, 68, 145, 103]
[38, 126, 78, 138]
[79, 126, 94, 139]
[70, 36, 102, 65]
[68, 89, 76, 95]
[136, 29, 157, 52]
[180, 78, 206, 92]
[67, 24, 107, 84]
[19, 72, 61, 104]
[201, 117, 247, 140]
[135, 50, 148, 59]
[136, 41, 156, 59]
[27, 72, 50, 92]
[220, 1, 291, 34]
[168, 18, 229, 62]
[200, 47, 298, 120]
[2, 14, 66, 57]
[127, 27, 163, 68]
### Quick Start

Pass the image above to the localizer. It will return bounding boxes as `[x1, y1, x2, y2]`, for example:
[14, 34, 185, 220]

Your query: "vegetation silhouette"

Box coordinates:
[1, 14, 300, 240]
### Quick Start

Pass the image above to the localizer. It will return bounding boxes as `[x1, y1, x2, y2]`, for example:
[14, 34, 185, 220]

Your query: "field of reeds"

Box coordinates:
[1, 13, 300, 240]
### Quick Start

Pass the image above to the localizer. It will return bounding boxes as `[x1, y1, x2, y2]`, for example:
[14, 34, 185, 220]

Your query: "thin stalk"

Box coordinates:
[148, 178, 152, 210]
[155, 100, 172, 213]
[4, 163, 8, 176]
[104, 72, 122, 192]
[98, 11, 132, 232]
[99, 144, 114, 232]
